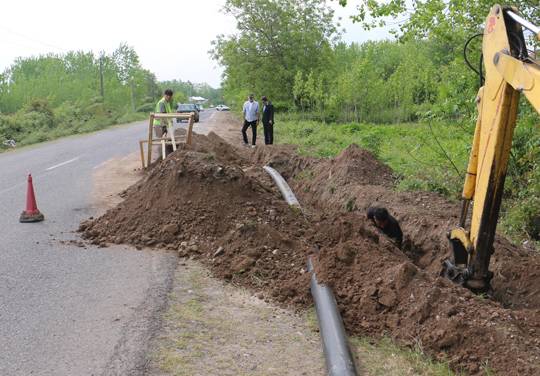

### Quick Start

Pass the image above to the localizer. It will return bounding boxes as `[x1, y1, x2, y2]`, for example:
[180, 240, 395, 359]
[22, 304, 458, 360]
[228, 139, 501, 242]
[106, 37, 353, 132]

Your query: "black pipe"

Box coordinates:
[307, 258, 358, 376]
[263, 165, 358, 376]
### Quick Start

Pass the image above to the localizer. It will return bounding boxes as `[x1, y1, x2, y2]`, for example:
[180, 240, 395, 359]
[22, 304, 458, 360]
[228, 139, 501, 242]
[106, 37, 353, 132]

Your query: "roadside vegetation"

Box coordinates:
[0, 43, 221, 150]
[212, 0, 539, 245]
[304, 309, 456, 375]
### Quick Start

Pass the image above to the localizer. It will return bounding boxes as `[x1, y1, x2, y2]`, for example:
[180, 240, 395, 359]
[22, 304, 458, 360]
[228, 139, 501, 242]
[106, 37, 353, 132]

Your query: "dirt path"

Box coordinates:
[147, 260, 324, 376]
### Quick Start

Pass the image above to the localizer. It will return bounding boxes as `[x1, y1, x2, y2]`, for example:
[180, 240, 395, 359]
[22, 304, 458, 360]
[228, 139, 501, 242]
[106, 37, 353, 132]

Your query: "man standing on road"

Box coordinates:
[261, 96, 275, 145]
[242, 94, 259, 147]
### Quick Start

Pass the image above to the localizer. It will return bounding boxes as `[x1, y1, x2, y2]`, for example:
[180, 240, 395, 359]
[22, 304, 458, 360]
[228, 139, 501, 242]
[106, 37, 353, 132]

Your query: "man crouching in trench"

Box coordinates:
[367, 206, 403, 249]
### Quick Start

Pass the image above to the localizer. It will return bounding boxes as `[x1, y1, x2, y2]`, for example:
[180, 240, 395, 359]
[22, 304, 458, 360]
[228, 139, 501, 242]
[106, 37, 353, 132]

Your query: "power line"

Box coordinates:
[0, 36, 47, 52]
[0, 25, 66, 51]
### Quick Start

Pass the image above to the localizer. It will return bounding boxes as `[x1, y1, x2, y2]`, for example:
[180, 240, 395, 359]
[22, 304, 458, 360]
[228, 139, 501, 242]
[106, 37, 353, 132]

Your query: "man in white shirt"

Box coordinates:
[242, 94, 259, 147]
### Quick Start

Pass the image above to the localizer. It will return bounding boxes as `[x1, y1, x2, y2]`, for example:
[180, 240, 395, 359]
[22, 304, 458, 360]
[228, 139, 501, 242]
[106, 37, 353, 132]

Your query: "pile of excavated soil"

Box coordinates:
[81, 132, 314, 305]
[308, 214, 540, 375]
[81, 136, 540, 375]
[253, 143, 540, 375]
[256, 143, 540, 309]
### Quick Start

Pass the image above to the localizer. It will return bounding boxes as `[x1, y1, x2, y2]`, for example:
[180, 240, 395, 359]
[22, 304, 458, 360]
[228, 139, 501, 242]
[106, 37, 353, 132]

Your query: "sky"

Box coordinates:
[0, 0, 391, 88]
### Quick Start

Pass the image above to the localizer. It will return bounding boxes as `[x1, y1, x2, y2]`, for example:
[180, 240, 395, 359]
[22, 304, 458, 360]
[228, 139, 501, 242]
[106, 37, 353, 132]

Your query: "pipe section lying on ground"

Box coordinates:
[263, 165, 358, 376]
[307, 258, 358, 376]
[262, 166, 301, 209]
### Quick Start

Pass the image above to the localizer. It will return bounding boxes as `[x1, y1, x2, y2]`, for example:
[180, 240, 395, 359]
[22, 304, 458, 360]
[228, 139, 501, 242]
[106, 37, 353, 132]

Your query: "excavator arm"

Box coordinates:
[443, 5, 540, 293]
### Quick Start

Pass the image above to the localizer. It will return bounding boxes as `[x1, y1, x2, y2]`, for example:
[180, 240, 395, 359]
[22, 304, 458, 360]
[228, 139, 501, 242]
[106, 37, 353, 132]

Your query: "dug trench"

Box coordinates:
[80, 131, 540, 375]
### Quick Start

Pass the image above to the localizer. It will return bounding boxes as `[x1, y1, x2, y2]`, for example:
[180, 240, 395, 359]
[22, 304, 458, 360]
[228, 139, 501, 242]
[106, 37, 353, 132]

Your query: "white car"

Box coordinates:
[215, 104, 230, 111]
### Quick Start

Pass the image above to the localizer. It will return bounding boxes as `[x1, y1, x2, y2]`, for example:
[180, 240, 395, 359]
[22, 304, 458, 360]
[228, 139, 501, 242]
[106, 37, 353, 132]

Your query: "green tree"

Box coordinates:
[338, 0, 539, 41]
[211, 0, 338, 108]
[112, 43, 141, 111]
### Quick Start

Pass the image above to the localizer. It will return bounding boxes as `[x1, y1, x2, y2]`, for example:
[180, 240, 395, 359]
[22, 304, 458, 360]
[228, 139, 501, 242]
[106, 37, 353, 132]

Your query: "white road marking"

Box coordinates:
[92, 160, 108, 170]
[45, 157, 79, 171]
[0, 182, 25, 195]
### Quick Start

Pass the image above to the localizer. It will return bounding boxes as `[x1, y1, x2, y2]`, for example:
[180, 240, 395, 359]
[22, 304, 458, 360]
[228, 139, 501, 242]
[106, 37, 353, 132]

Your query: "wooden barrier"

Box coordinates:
[140, 112, 195, 169]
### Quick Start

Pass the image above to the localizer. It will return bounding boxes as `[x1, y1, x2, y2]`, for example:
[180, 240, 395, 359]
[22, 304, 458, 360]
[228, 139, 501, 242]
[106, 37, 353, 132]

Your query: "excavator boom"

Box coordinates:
[444, 5, 540, 293]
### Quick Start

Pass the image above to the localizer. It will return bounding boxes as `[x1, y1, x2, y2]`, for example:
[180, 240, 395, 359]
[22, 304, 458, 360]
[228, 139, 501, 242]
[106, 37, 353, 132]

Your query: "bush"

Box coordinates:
[22, 130, 50, 144]
[23, 99, 55, 129]
[54, 101, 87, 131]
[117, 112, 147, 124]
[136, 103, 154, 113]
[85, 102, 111, 118]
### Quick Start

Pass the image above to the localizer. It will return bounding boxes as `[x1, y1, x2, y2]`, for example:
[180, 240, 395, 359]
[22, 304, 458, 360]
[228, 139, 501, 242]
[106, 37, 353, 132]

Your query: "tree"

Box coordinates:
[158, 80, 221, 105]
[112, 43, 141, 111]
[338, 0, 539, 42]
[211, 0, 339, 107]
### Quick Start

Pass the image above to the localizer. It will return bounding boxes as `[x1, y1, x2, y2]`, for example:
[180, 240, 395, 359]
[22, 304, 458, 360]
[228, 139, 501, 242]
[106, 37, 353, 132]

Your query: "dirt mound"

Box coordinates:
[82, 134, 540, 375]
[83, 144, 285, 249]
[309, 213, 540, 375]
[81, 134, 314, 305]
[251, 144, 316, 180]
[250, 143, 540, 374]
[287, 145, 540, 311]
[328, 144, 394, 186]
[189, 131, 248, 165]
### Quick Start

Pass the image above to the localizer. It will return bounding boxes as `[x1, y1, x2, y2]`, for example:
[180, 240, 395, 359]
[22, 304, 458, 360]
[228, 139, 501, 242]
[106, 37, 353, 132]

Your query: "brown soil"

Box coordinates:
[81, 134, 540, 375]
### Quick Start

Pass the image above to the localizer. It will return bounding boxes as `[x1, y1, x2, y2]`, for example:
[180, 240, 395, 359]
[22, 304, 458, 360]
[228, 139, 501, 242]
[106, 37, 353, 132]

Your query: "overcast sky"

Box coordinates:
[0, 0, 391, 88]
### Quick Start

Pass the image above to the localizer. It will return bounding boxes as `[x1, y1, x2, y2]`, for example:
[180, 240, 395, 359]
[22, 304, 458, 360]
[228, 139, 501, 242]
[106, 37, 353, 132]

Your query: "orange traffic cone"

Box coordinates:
[19, 174, 45, 223]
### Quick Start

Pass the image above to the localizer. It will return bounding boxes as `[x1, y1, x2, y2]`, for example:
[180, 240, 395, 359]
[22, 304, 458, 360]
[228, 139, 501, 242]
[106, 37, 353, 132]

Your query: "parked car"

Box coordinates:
[215, 104, 230, 111]
[176, 103, 200, 122]
[194, 104, 204, 112]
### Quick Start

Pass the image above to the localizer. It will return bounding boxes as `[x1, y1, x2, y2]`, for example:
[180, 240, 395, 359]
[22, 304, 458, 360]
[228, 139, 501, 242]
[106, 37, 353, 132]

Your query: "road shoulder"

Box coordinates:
[147, 260, 325, 376]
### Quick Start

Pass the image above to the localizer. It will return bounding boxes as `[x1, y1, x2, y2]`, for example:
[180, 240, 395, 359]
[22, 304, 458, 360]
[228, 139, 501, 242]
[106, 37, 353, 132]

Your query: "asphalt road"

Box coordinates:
[0, 110, 214, 375]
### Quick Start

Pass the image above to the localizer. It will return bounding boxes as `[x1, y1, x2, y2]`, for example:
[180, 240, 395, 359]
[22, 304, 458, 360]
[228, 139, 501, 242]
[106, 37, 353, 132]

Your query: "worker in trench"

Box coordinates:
[367, 207, 403, 248]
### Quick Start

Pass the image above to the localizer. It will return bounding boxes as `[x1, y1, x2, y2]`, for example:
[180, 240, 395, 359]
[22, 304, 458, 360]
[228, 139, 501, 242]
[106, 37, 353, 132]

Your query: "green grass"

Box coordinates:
[275, 118, 472, 197]
[0, 111, 147, 152]
[304, 308, 459, 375]
[351, 337, 457, 376]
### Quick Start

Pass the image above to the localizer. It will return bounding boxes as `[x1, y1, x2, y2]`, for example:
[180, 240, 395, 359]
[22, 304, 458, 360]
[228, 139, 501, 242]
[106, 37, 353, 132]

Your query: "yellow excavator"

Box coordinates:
[442, 5, 540, 293]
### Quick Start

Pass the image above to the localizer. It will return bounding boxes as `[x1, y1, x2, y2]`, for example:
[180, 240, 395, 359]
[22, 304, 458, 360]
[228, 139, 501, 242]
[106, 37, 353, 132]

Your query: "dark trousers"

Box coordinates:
[263, 122, 273, 145]
[242, 120, 257, 145]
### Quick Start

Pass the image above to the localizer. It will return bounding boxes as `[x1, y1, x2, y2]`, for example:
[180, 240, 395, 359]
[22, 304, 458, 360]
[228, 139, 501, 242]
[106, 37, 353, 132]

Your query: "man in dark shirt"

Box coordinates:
[261, 96, 275, 145]
[367, 207, 403, 248]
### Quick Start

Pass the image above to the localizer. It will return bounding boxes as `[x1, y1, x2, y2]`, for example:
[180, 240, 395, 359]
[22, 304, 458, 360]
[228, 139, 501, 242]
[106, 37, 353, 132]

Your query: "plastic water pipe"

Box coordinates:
[263, 165, 358, 376]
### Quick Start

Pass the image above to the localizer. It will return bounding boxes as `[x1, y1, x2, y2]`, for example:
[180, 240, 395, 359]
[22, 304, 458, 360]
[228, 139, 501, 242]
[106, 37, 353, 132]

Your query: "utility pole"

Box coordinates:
[99, 52, 105, 100]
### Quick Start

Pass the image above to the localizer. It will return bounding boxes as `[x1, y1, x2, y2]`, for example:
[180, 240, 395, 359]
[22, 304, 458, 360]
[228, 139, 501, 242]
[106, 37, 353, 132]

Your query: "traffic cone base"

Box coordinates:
[19, 210, 45, 223]
[20, 174, 45, 223]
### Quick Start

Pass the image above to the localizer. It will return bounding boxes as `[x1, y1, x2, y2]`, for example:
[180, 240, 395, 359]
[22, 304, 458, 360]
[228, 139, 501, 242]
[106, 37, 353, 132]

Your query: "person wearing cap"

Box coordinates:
[242, 94, 259, 147]
[261, 96, 275, 145]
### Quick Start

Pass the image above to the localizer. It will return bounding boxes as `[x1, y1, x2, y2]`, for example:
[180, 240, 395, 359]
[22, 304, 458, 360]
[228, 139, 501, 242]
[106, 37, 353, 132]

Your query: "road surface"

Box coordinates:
[0, 111, 215, 375]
